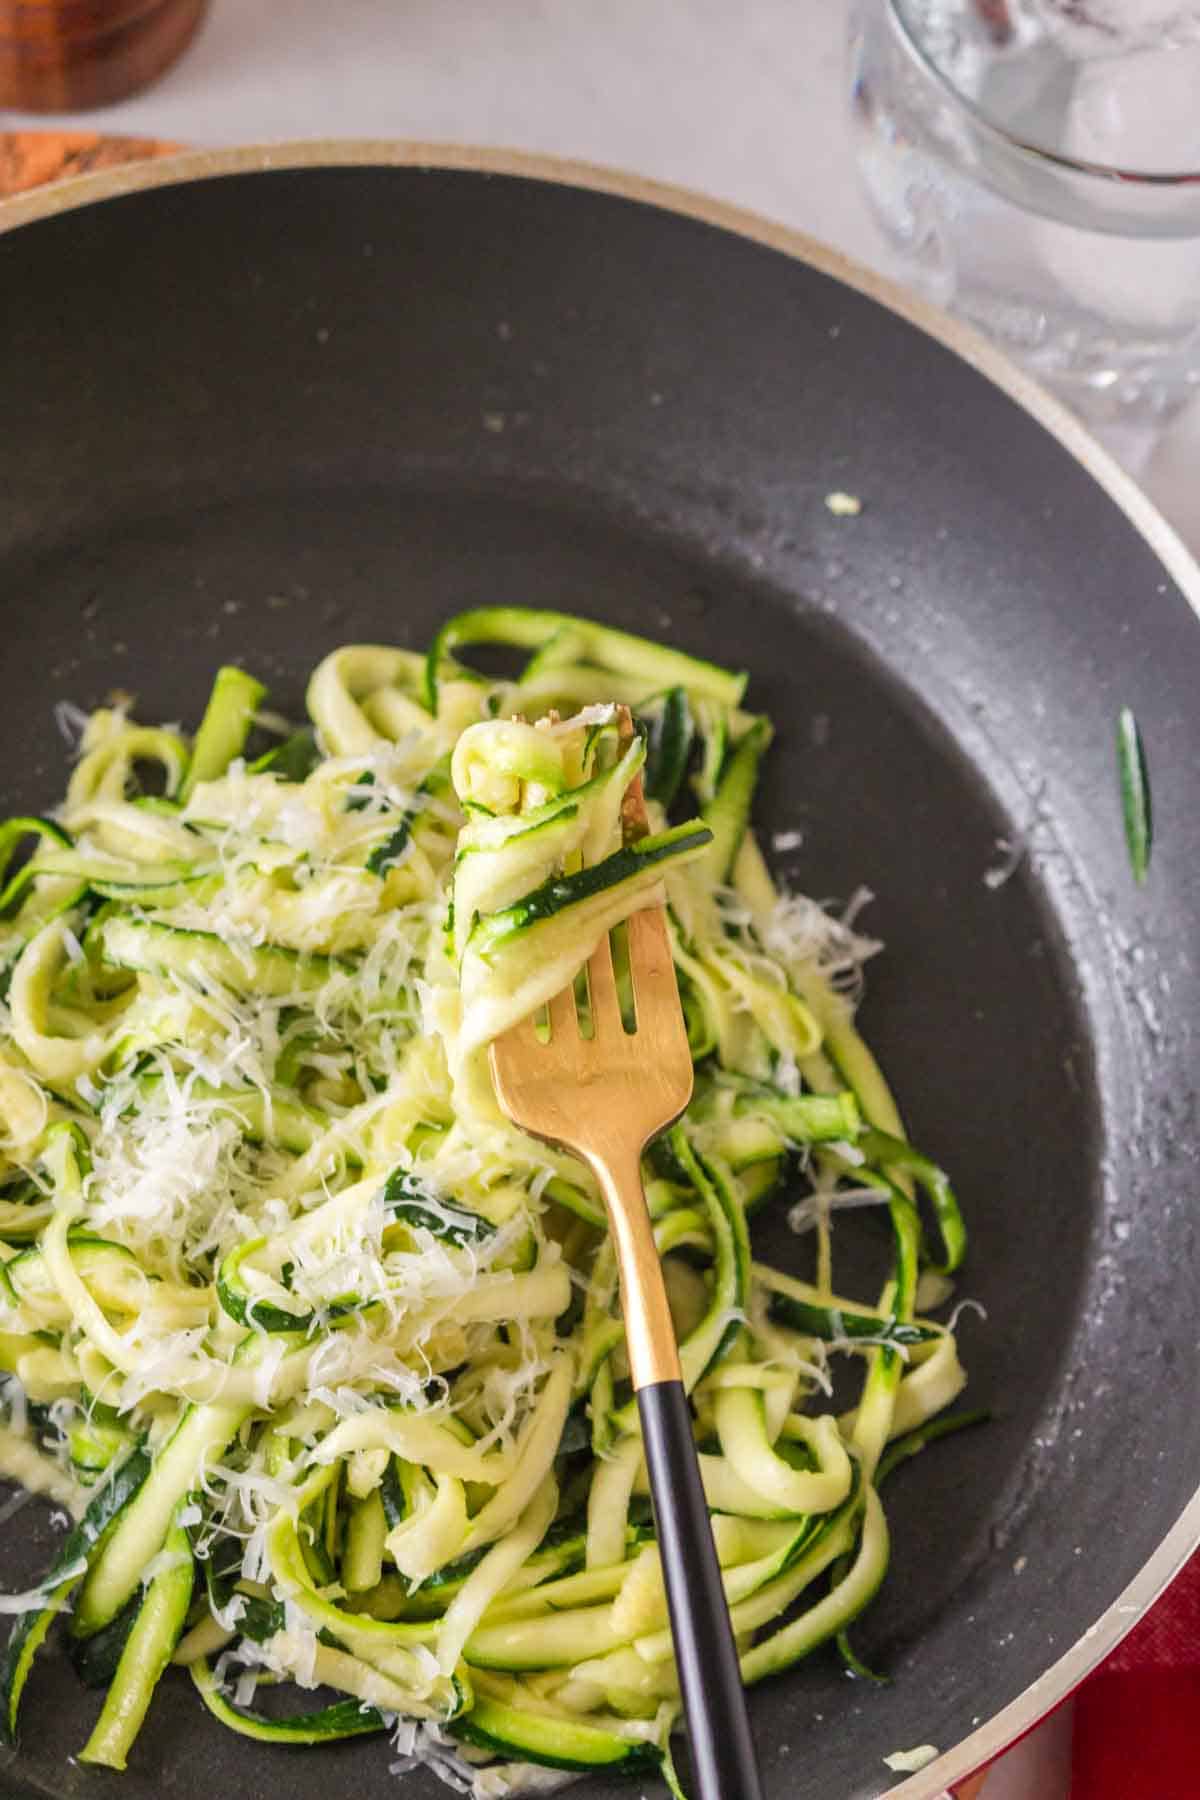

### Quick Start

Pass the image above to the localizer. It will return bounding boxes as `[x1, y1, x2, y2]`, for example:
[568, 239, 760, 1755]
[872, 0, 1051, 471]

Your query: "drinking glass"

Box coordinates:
[849, 0, 1200, 432]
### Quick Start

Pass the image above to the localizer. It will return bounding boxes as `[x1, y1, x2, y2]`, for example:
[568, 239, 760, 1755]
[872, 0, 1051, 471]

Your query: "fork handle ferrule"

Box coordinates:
[639, 1378, 766, 1800]
[593, 1150, 681, 1389]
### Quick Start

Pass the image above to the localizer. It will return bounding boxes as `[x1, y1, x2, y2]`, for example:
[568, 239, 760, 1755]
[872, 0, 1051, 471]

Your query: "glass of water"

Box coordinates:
[849, 0, 1200, 434]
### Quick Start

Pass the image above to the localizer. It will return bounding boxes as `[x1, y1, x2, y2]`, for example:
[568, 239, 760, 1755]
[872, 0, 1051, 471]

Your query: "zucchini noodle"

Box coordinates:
[0, 609, 978, 1791]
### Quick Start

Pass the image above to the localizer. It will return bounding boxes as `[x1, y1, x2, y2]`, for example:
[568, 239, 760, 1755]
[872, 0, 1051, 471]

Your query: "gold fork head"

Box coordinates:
[488, 905, 693, 1167]
[490, 904, 692, 1390]
[487, 713, 695, 1391]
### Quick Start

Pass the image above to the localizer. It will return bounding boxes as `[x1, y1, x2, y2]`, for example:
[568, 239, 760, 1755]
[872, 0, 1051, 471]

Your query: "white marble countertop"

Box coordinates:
[8, 3, 1185, 1791]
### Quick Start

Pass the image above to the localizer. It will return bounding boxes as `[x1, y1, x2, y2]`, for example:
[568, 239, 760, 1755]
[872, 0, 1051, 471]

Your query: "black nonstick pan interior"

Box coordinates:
[1, 150, 1198, 1800]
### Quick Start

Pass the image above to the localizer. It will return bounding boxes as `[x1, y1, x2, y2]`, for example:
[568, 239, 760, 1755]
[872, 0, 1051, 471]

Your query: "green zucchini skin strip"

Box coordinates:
[639, 687, 693, 810]
[1117, 704, 1152, 885]
[718, 1081, 861, 1145]
[859, 1129, 967, 1274]
[216, 1169, 506, 1333]
[765, 1292, 939, 1348]
[363, 755, 451, 876]
[366, 816, 413, 876]
[468, 823, 712, 959]
[0, 816, 71, 871]
[249, 728, 320, 782]
[23, 850, 211, 892]
[835, 1625, 889, 1685]
[0, 818, 73, 912]
[268, 1504, 441, 1654]
[78, 1508, 195, 1770]
[664, 1131, 750, 1386]
[740, 1487, 890, 1686]
[426, 606, 746, 713]
[697, 716, 772, 884]
[452, 1693, 661, 1773]
[75, 1393, 262, 1637]
[382, 1168, 496, 1245]
[0, 1448, 151, 1746]
[190, 1657, 387, 1742]
[748, 1094, 859, 1145]
[97, 916, 350, 998]
[180, 665, 267, 801]
[216, 1236, 321, 1333]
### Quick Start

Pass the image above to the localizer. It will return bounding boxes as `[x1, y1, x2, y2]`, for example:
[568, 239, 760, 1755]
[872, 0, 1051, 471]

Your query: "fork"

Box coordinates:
[490, 806, 766, 1800]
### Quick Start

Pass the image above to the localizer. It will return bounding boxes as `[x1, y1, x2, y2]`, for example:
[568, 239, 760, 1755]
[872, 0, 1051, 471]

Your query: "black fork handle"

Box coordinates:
[637, 1378, 767, 1800]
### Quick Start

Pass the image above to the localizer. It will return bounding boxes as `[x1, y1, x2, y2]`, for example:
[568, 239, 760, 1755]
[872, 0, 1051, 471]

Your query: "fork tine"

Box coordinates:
[508, 1008, 542, 1050]
[627, 904, 691, 1059]
[586, 929, 621, 1034]
[626, 902, 674, 987]
[546, 981, 578, 1041]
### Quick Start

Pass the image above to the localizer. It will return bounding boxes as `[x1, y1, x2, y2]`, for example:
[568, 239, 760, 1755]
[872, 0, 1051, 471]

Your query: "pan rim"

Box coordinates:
[3, 137, 1198, 1798]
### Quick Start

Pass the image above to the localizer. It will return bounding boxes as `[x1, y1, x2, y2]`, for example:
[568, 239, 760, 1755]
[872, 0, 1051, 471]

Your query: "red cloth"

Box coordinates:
[1070, 1550, 1200, 1797]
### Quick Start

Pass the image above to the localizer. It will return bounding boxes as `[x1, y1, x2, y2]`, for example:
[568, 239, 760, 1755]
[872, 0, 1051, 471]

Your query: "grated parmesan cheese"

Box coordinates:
[883, 1745, 940, 1773]
[4, 634, 980, 1784]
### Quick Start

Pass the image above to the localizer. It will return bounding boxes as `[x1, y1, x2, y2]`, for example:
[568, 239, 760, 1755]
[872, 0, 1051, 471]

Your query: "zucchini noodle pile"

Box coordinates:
[0, 609, 975, 1791]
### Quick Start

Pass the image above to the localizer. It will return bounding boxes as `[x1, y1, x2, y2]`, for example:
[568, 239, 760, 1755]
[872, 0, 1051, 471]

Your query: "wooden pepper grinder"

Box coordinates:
[0, 0, 208, 112]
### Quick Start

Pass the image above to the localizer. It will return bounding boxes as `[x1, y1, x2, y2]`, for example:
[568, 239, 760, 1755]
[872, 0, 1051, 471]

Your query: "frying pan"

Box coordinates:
[1, 145, 1198, 1800]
